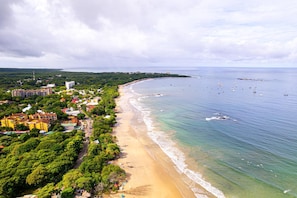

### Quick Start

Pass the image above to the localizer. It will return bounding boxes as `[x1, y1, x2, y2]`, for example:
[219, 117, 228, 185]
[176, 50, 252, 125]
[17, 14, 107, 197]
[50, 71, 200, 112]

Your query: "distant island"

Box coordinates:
[237, 77, 264, 81]
[0, 68, 188, 198]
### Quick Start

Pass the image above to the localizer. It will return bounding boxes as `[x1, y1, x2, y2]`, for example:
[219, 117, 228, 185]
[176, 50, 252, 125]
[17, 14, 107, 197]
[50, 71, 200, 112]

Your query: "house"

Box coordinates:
[71, 98, 79, 104]
[69, 116, 79, 125]
[87, 97, 101, 105]
[62, 108, 80, 116]
[86, 105, 96, 112]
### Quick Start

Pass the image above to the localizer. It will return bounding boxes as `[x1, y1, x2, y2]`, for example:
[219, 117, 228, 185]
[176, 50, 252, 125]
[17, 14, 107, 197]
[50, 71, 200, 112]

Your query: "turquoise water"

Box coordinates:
[130, 68, 297, 198]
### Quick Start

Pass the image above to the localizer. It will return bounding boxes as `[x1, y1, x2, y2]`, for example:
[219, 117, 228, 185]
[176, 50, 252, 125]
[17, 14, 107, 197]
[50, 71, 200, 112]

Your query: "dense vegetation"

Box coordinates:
[0, 68, 188, 197]
[0, 130, 84, 197]
[0, 68, 187, 91]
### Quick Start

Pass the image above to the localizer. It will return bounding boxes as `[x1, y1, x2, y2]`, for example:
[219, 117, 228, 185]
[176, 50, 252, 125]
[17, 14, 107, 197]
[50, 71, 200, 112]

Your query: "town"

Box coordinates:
[0, 69, 185, 198]
[1, 80, 100, 134]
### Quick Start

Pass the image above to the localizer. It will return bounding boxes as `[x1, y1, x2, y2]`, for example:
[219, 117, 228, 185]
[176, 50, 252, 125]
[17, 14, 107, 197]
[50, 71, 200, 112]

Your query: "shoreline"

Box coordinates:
[111, 82, 196, 198]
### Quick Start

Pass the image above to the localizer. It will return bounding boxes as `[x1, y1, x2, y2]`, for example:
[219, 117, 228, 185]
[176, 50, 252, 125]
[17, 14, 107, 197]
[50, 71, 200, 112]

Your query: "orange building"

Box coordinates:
[1, 112, 56, 132]
[29, 112, 57, 122]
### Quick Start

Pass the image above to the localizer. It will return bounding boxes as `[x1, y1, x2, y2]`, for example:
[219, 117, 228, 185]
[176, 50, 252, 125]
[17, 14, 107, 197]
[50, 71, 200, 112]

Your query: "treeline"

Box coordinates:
[0, 68, 188, 91]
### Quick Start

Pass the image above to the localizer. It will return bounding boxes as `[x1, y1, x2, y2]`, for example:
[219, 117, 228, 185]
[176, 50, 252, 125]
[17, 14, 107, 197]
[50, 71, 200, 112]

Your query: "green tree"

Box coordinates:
[37, 183, 55, 198]
[19, 133, 31, 142]
[30, 128, 40, 137]
[105, 143, 120, 160]
[101, 164, 125, 190]
[62, 169, 83, 188]
[61, 187, 74, 198]
[52, 123, 65, 132]
[76, 177, 93, 192]
[26, 165, 48, 186]
[15, 124, 29, 131]
[13, 138, 40, 155]
[77, 113, 85, 120]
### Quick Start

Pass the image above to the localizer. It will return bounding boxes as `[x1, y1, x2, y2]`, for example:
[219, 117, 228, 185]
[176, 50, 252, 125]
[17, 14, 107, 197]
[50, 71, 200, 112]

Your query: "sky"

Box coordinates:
[0, 0, 297, 70]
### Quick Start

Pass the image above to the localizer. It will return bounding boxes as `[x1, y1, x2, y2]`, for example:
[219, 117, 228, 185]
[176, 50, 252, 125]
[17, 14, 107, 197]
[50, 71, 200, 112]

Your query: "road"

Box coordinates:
[74, 118, 93, 168]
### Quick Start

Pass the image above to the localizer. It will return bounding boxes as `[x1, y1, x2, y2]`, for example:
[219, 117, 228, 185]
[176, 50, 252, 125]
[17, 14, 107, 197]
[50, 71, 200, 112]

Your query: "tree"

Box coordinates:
[52, 123, 65, 132]
[105, 143, 120, 160]
[19, 133, 31, 142]
[30, 128, 40, 137]
[91, 105, 105, 116]
[62, 169, 83, 188]
[37, 183, 55, 198]
[15, 124, 29, 131]
[26, 165, 48, 186]
[53, 109, 68, 120]
[61, 187, 74, 198]
[13, 138, 40, 155]
[77, 113, 85, 120]
[76, 177, 93, 192]
[101, 164, 125, 190]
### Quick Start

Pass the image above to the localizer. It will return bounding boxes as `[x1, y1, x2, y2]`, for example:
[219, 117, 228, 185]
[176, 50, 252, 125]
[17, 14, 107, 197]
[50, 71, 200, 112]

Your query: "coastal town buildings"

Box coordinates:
[62, 107, 80, 116]
[65, 81, 75, 90]
[46, 84, 56, 88]
[11, 87, 52, 97]
[0, 112, 57, 132]
[29, 112, 57, 121]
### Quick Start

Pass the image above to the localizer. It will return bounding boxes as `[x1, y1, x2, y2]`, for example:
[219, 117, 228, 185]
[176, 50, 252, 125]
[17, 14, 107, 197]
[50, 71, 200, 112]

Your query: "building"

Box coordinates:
[46, 84, 56, 88]
[28, 120, 50, 132]
[0, 113, 28, 130]
[11, 87, 52, 98]
[62, 108, 80, 116]
[86, 105, 96, 112]
[87, 97, 101, 106]
[1, 117, 16, 129]
[1, 112, 57, 132]
[65, 81, 75, 90]
[29, 112, 57, 122]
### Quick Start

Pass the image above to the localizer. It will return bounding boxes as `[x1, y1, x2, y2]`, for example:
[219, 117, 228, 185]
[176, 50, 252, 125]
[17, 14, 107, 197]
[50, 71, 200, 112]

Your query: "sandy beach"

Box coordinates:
[110, 83, 196, 198]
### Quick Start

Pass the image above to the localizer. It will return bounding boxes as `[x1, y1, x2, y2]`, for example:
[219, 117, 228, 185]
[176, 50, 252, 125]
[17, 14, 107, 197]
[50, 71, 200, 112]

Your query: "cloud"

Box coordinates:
[0, 0, 297, 68]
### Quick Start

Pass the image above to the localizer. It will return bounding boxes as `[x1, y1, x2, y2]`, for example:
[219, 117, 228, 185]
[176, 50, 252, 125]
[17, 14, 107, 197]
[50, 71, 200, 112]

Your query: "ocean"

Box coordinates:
[127, 67, 297, 198]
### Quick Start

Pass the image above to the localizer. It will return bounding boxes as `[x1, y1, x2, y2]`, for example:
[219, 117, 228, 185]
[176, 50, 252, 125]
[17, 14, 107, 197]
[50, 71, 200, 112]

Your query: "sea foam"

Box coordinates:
[129, 84, 225, 198]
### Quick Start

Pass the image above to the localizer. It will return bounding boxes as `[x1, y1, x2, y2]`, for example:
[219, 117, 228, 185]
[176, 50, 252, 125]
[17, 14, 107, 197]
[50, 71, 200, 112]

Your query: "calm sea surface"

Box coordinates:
[129, 68, 297, 198]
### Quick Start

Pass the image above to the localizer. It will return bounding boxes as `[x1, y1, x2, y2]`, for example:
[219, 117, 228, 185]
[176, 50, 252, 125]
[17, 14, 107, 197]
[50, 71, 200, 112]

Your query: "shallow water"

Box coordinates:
[130, 68, 297, 198]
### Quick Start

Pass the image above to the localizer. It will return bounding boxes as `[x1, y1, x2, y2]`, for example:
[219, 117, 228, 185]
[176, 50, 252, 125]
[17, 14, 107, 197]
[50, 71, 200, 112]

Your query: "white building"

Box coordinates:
[65, 81, 75, 90]
[63, 107, 80, 116]
[46, 84, 56, 88]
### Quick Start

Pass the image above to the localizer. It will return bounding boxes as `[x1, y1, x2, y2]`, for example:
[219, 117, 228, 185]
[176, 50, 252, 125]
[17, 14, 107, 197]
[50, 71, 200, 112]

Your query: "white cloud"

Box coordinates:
[0, 0, 297, 69]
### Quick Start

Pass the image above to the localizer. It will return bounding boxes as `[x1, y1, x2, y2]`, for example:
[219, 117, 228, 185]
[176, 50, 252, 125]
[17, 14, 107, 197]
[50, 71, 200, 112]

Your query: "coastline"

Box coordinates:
[111, 82, 196, 198]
